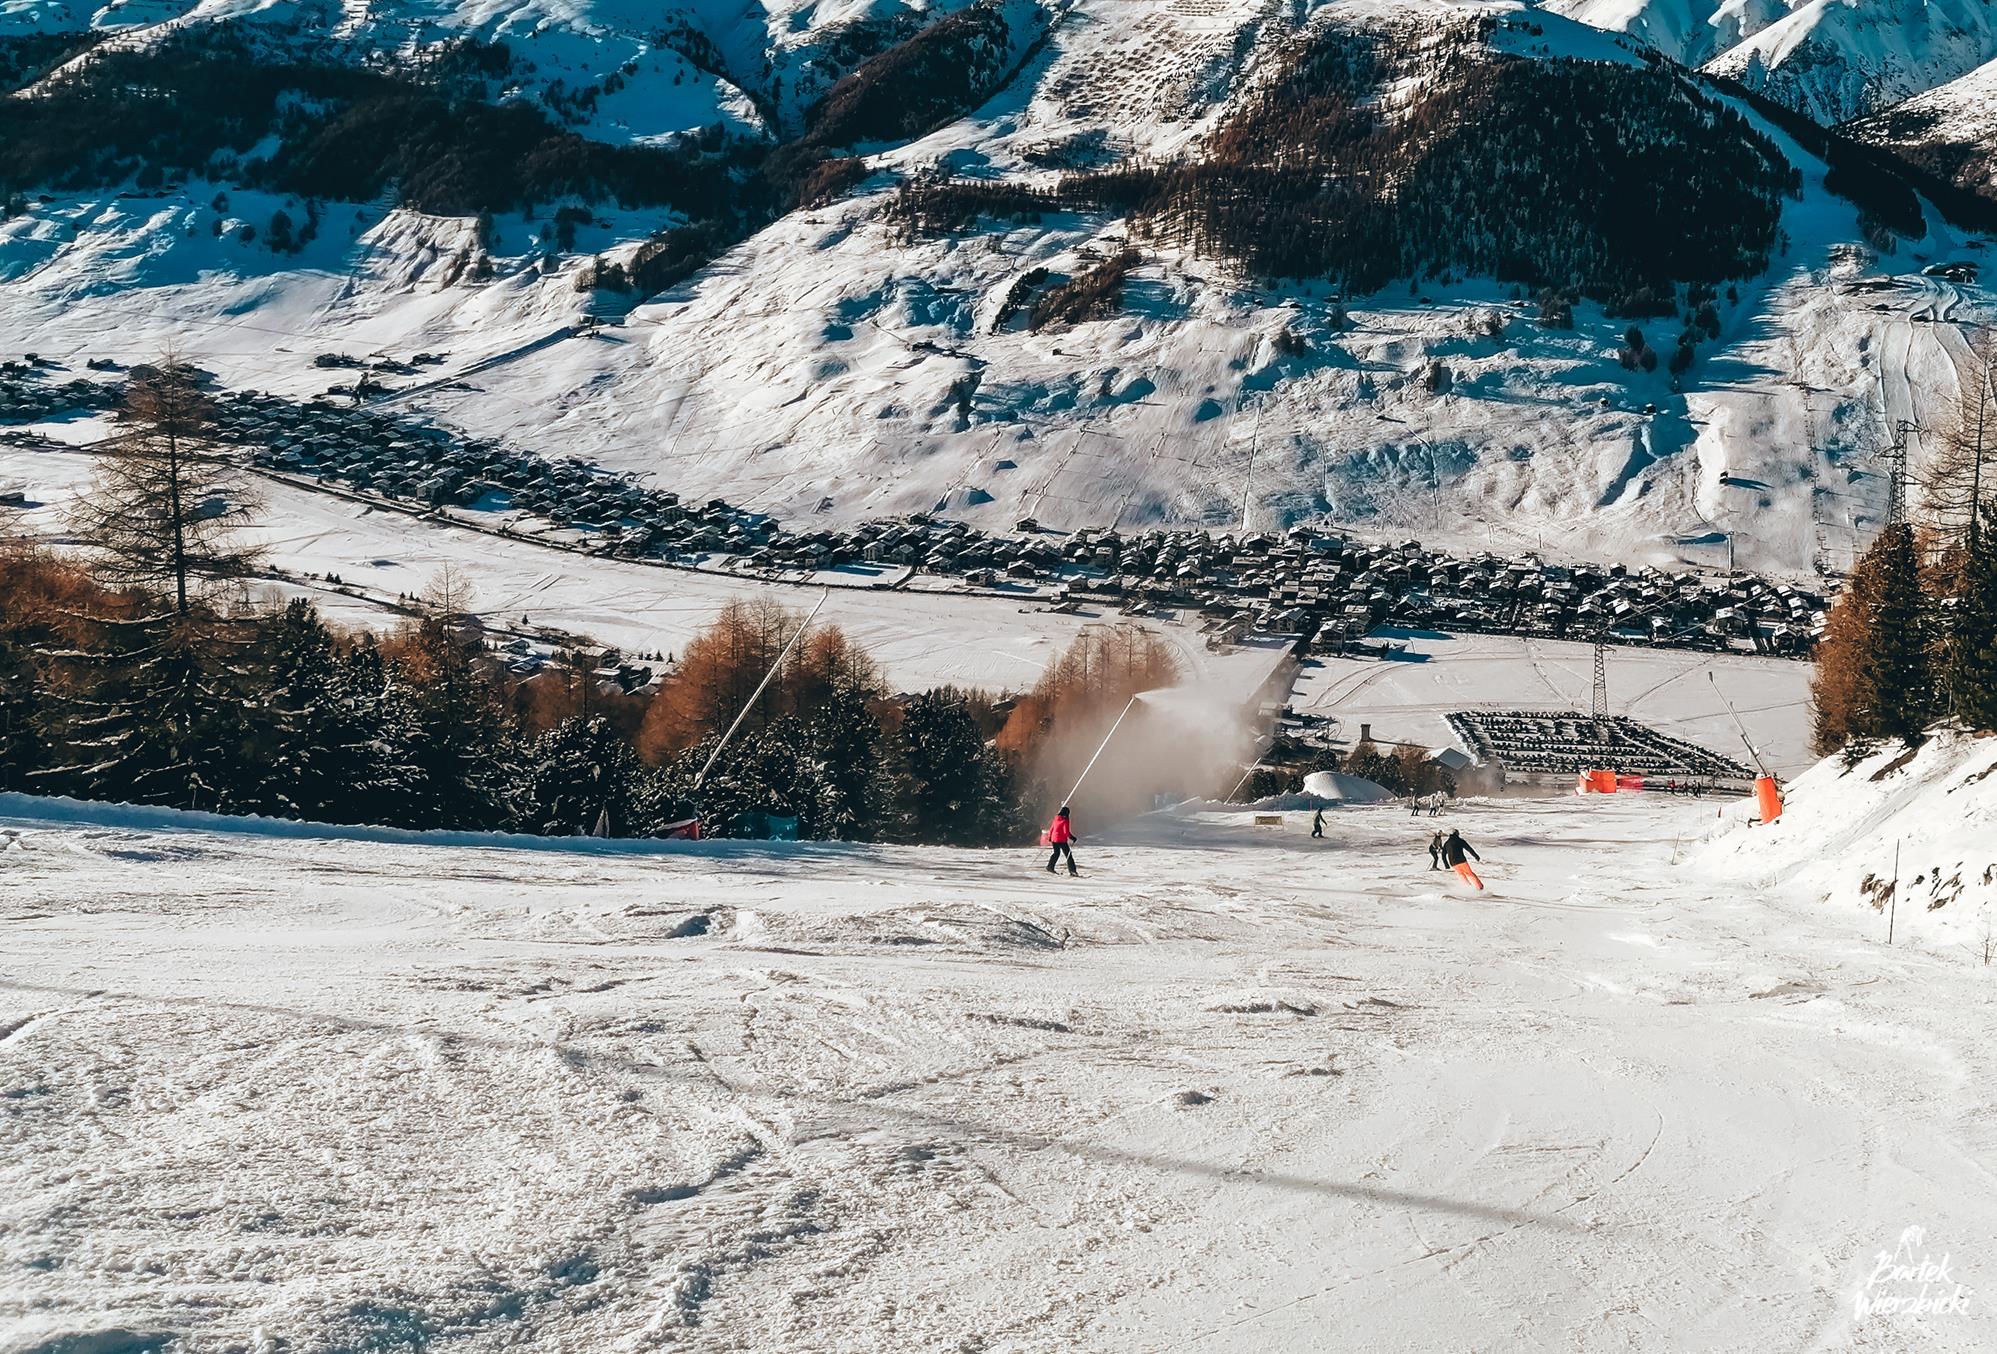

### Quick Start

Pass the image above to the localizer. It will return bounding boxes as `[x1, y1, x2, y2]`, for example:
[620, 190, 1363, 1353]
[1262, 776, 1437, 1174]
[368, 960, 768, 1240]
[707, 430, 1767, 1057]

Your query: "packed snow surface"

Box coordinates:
[5, 778, 1994, 1350]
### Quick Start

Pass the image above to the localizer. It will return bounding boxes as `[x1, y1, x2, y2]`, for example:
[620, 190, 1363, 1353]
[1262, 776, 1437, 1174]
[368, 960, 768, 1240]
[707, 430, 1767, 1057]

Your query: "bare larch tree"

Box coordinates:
[69, 353, 263, 613]
[1919, 327, 1997, 553]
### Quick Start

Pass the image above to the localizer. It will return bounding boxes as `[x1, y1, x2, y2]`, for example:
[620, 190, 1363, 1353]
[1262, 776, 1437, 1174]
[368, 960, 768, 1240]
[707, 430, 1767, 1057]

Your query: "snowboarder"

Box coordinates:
[1311, 807, 1326, 839]
[1440, 829, 1483, 890]
[1426, 831, 1444, 870]
[1046, 806, 1079, 876]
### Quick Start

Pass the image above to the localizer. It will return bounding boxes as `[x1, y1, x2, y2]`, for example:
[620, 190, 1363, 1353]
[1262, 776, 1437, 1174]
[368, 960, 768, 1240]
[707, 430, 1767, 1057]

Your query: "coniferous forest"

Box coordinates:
[895, 20, 1807, 309]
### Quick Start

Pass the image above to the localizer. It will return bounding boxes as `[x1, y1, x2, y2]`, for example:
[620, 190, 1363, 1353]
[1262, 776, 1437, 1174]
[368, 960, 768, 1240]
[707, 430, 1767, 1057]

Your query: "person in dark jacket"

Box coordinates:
[1441, 829, 1483, 889]
[1427, 831, 1445, 870]
[1046, 807, 1079, 876]
[1311, 807, 1326, 839]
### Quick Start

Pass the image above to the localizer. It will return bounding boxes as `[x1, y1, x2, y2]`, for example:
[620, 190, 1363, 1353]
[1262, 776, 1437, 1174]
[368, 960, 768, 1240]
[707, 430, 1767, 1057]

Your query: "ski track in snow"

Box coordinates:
[2, 793, 1992, 1351]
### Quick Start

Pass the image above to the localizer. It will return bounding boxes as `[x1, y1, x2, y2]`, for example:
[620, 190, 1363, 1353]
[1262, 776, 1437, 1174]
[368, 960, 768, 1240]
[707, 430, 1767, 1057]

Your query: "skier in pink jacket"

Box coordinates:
[1046, 807, 1079, 876]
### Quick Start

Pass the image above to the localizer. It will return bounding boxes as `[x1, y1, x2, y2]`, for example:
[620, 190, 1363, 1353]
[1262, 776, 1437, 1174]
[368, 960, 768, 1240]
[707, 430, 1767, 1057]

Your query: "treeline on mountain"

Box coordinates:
[0, 31, 104, 93]
[1028, 249, 1140, 330]
[1832, 98, 1997, 228]
[895, 22, 1801, 311]
[804, 0, 1016, 148]
[0, 29, 733, 218]
[752, 0, 1025, 218]
[1711, 76, 1997, 236]
[0, 545, 1057, 843]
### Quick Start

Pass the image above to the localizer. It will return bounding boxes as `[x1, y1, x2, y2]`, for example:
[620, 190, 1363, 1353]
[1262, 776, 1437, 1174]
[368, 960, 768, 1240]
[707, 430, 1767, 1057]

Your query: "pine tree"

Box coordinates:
[399, 616, 509, 828]
[1862, 525, 1938, 743]
[42, 614, 254, 811]
[516, 716, 641, 836]
[1918, 332, 1997, 548]
[333, 637, 430, 825]
[896, 688, 1009, 844]
[0, 630, 42, 792]
[1811, 524, 1938, 752]
[68, 356, 262, 614]
[806, 684, 893, 841]
[1946, 502, 1997, 731]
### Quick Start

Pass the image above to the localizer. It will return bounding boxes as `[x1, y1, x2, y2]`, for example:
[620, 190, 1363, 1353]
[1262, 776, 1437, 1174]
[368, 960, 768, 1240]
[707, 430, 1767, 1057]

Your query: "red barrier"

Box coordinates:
[1755, 776, 1783, 824]
[1617, 773, 1646, 792]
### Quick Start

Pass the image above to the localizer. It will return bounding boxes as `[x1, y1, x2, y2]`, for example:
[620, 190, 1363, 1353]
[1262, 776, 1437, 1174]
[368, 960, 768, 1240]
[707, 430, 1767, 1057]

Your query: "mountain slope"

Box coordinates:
[1848, 54, 1997, 200]
[0, 0, 1989, 580]
[1703, 0, 1997, 123]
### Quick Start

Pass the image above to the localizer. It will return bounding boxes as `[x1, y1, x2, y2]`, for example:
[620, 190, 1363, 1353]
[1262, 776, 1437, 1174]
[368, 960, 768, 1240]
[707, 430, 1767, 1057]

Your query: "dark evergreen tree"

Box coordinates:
[42, 615, 253, 811]
[255, 598, 348, 817]
[0, 630, 43, 792]
[894, 688, 1009, 844]
[515, 716, 641, 836]
[1859, 525, 1939, 743]
[332, 637, 431, 826]
[806, 684, 894, 841]
[1946, 503, 1997, 731]
[401, 617, 509, 828]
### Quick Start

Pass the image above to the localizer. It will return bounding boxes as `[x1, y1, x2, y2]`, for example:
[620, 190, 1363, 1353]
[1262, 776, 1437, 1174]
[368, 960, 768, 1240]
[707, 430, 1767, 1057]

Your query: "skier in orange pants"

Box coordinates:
[1439, 829, 1483, 890]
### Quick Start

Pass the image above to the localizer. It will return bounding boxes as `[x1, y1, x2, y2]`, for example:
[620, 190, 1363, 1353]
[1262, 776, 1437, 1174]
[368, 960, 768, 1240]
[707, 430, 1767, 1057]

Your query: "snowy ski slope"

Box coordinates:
[3, 770, 1994, 1349]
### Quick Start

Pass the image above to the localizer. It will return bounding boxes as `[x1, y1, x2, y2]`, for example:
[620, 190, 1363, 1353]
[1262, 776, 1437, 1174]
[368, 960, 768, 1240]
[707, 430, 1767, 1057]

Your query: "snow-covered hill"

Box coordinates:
[1702, 729, 1997, 954]
[0, 0, 1991, 580]
[5, 780, 1995, 1349]
[1548, 0, 1997, 124]
[1849, 54, 1997, 200]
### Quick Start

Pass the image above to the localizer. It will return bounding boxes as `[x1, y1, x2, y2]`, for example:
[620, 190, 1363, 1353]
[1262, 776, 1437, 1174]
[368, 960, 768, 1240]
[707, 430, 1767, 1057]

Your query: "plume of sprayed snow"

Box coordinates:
[1055, 681, 1261, 831]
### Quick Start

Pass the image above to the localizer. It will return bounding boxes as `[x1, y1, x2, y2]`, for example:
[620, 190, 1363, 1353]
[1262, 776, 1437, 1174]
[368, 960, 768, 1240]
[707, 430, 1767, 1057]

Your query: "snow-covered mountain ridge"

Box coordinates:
[0, 0, 1991, 580]
[1548, 0, 1997, 125]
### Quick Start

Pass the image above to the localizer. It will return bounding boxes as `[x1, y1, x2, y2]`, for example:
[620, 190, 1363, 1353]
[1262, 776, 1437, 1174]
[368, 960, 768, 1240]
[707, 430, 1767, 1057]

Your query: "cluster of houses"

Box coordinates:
[0, 360, 121, 423]
[193, 390, 1837, 660]
[204, 391, 774, 557]
[5, 365, 1830, 664]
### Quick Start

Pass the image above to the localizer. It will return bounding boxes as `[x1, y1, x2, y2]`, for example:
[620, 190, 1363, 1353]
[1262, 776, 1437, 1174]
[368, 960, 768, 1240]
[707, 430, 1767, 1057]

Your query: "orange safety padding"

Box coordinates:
[1754, 775, 1783, 824]
[1453, 861, 1484, 890]
[1584, 769, 1618, 794]
[1617, 773, 1645, 792]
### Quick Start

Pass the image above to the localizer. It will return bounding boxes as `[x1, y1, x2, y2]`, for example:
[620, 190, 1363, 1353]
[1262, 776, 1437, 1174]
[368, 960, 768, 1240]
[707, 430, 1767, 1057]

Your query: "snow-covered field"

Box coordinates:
[5, 772, 1994, 1351]
[0, 439, 1290, 698]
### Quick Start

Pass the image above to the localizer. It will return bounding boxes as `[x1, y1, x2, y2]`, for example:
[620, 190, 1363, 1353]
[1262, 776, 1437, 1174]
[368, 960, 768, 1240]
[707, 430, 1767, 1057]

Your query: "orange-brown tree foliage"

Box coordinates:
[997, 626, 1183, 819]
[636, 598, 882, 763]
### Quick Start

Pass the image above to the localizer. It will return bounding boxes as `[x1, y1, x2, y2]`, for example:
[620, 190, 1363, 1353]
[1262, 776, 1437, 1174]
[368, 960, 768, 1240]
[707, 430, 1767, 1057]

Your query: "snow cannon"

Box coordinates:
[1754, 775, 1783, 825]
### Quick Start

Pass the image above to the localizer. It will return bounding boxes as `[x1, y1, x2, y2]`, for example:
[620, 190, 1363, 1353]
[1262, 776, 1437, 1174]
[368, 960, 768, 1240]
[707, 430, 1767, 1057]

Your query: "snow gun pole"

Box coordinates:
[693, 589, 829, 794]
[1224, 762, 1258, 804]
[1065, 694, 1140, 806]
[1706, 671, 1771, 778]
